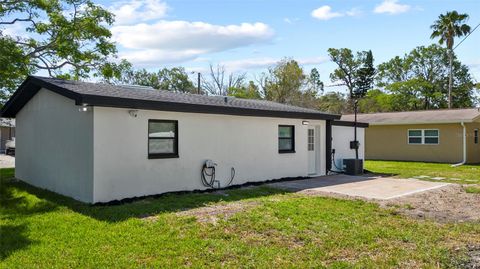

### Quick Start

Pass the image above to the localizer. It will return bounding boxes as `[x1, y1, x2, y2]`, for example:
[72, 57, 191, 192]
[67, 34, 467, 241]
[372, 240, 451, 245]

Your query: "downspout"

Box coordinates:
[452, 121, 466, 167]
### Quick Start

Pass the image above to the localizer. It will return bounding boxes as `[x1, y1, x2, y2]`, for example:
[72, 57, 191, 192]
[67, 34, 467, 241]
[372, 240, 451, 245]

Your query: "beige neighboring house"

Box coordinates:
[0, 118, 15, 153]
[342, 108, 480, 164]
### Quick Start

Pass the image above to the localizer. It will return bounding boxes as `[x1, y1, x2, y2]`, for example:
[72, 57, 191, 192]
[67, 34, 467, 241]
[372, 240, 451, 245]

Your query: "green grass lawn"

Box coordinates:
[365, 160, 480, 184]
[1, 167, 479, 268]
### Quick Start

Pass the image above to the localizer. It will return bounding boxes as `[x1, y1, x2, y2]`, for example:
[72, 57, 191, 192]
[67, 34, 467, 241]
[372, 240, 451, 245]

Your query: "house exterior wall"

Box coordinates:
[466, 121, 480, 164]
[92, 107, 327, 203]
[331, 126, 365, 171]
[364, 123, 463, 163]
[15, 89, 94, 203]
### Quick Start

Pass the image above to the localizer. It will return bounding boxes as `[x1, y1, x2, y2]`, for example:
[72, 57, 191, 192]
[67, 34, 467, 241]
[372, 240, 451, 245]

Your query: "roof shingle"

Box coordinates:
[1, 76, 340, 120]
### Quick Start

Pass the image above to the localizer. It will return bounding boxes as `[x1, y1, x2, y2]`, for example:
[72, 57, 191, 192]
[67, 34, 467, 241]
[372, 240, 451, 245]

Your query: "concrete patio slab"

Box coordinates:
[268, 174, 450, 200]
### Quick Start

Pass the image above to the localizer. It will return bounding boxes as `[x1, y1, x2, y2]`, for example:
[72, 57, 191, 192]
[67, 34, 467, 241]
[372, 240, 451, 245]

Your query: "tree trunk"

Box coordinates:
[448, 49, 453, 109]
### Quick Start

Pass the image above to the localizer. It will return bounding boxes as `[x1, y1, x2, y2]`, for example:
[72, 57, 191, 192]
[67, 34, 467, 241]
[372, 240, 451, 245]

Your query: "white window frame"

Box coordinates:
[407, 129, 440, 145]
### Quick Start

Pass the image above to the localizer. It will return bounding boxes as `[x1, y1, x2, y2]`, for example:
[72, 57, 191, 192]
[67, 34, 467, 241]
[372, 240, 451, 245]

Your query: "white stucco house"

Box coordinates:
[0, 76, 367, 203]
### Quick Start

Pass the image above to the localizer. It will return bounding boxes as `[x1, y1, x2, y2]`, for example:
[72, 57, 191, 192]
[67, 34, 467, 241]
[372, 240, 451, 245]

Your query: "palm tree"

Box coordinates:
[430, 11, 471, 108]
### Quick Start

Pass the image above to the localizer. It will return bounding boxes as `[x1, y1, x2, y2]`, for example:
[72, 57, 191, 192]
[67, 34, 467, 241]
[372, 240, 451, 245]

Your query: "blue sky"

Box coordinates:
[11, 0, 480, 92]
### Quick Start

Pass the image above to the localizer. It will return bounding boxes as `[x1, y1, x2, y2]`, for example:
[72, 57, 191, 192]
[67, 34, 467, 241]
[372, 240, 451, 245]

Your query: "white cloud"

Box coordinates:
[311, 6, 361, 21]
[374, 0, 411, 15]
[219, 56, 328, 71]
[113, 21, 274, 65]
[111, 0, 168, 25]
[283, 17, 300, 24]
[311, 6, 344, 20]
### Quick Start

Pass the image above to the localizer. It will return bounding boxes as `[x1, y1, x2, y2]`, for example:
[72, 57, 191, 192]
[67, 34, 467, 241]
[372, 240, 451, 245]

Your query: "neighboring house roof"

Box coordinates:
[0, 118, 15, 128]
[341, 108, 480, 125]
[0, 76, 340, 120]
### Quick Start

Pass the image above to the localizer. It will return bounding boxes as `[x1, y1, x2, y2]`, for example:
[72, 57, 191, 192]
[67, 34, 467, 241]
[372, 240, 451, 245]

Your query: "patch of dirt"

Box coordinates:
[379, 184, 480, 223]
[176, 201, 260, 224]
[465, 246, 480, 269]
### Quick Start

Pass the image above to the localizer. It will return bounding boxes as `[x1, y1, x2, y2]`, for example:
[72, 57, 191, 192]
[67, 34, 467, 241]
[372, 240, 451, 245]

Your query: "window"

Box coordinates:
[278, 125, 295, 153]
[307, 129, 314, 151]
[408, 129, 439, 145]
[148, 120, 178, 159]
[475, 129, 478, 144]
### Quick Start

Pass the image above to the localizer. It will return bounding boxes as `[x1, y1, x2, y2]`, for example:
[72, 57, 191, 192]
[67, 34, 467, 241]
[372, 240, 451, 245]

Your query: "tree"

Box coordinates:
[307, 68, 324, 94]
[101, 60, 197, 93]
[357, 89, 394, 113]
[430, 11, 471, 108]
[377, 44, 477, 110]
[353, 50, 375, 98]
[202, 64, 246, 96]
[0, 0, 117, 104]
[227, 81, 262, 99]
[316, 92, 347, 114]
[264, 58, 305, 104]
[328, 48, 375, 103]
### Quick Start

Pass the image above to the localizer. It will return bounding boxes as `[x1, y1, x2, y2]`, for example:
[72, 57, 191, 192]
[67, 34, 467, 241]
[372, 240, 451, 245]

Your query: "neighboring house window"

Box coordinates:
[279, 125, 295, 153]
[408, 129, 439, 145]
[475, 129, 478, 144]
[148, 120, 178, 159]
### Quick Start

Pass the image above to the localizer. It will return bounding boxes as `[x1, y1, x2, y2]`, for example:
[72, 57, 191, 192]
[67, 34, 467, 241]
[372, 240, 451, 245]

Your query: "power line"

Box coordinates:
[454, 22, 480, 51]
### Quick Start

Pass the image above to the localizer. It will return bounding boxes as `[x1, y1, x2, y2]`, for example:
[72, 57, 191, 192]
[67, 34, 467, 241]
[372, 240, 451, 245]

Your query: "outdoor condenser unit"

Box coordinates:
[343, 159, 363, 175]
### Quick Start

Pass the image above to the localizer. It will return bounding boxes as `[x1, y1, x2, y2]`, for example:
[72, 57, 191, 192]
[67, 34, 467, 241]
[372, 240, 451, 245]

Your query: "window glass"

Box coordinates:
[279, 139, 293, 151]
[424, 130, 439, 137]
[278, 125, 294, 152]
[424, 137, 439, 144]
[279, 126, 293, 138]
[475, 129, 478, 144]
[408, 130, 422, 137]
[408, 137, 422, 144]
[148, 120, 178, 158]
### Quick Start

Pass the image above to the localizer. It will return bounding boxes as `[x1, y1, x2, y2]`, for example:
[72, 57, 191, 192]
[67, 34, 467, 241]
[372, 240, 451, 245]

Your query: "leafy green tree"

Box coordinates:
[316, 92, 347, 114]
[264, 58, 305, 104]
[228, 81, 262, 99]
[430, 11, 471, 108]
[308, 68, 324, 94]
[354, 50, 375, 98]
[377, 44, 477, 110]
[327, 48, 375, 99]
[102, 61, 197, 93]
[357, 89, 394, 113]
[0, 0, 117, 104]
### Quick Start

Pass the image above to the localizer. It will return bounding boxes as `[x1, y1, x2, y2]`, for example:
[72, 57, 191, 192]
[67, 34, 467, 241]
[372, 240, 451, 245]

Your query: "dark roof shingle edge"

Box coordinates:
[0, 76, 341, 120]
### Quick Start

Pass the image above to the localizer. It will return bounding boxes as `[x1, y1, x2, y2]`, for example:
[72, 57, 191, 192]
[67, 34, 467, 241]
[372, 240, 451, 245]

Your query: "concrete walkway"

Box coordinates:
[0, 154, 15, 168]
[268, 174, 450, 200]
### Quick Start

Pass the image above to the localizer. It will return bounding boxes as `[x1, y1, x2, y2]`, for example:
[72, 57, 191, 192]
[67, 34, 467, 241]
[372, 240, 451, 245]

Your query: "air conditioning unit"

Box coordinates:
[343, 159, 363, 175]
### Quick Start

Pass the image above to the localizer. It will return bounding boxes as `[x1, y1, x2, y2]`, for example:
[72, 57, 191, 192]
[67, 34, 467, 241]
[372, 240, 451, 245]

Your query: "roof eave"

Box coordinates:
[80, 94, 341, 120]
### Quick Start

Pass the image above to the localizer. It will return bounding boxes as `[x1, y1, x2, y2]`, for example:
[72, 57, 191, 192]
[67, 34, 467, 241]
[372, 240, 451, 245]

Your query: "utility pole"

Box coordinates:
[197, 72, 201, 94]
[354, 99, 359, 160]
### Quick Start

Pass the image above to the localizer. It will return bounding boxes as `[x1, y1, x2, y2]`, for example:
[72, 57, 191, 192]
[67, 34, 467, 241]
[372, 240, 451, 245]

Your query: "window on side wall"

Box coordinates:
[475, 129, 478, 144]
[148, 120, 178, 159]
[278, 125, 295, 153]
[408, 129, 439, 145]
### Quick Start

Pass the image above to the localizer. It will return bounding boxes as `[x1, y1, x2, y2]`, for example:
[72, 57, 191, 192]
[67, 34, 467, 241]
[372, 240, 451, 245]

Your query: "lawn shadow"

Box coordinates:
[0, 224, 35, 260]
[1, 175, 290, 223]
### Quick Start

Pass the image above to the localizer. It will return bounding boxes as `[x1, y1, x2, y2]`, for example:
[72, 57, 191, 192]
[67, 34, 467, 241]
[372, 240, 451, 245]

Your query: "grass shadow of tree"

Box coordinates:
[1, 170, 290, 223]
[0, 224, 35, 260]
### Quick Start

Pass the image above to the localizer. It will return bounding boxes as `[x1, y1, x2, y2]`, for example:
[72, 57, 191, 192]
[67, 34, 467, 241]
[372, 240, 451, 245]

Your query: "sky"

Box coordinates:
[8, 0, 480, 93]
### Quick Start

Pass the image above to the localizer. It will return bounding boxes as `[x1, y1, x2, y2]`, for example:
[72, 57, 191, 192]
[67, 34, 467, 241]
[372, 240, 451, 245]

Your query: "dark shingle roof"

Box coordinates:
[0, 76, 340, 120]
[341, 108, 480, 125]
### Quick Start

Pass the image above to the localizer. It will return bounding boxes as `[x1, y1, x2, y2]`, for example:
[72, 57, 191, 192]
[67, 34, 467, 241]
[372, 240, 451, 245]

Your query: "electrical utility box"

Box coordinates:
[343, 159, 363, 175]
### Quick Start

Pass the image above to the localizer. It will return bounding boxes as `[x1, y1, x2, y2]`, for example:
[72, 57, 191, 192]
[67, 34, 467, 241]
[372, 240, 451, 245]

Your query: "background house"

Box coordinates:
[342, 109, 480, 164]
[1, 76, 366, 203]
[0, 118, 15, 153]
